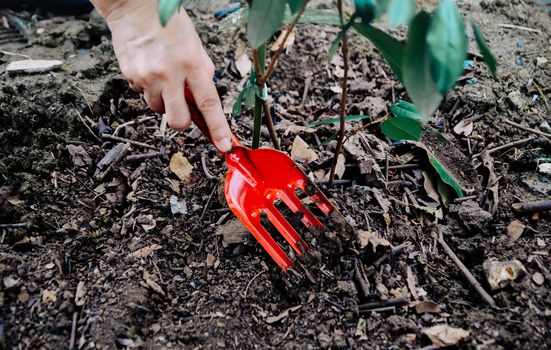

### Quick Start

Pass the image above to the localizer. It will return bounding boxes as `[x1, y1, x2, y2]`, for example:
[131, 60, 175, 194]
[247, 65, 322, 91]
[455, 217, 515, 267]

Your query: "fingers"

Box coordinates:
[162, 81, 191, 131]
[186, 65, 232, 152]
[143, 83, 164, 113]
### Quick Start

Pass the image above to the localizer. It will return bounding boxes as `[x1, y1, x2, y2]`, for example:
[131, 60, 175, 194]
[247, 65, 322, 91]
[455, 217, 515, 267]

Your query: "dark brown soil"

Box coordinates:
[1, 1, 550, 349]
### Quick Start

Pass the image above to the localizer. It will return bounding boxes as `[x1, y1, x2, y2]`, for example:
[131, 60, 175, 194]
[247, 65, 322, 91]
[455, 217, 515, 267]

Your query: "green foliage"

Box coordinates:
[232, 68, 260, 116]
[354, 0, 378, 24]
[308, 114, 371, 128]
[427, 0, 467, 94]
[402, 12, 442, 120]
[380, 116, 422, 141]
[287, 0, 304, 14]
[247, 0, 287, 49]
[472, 20, 497, 76]
[352, 22, 406, 83]
[387, 0, 417, 26]
[158, 0, 184, 27]
[428, 154, 464, 197]
[390, 100, 421, 120]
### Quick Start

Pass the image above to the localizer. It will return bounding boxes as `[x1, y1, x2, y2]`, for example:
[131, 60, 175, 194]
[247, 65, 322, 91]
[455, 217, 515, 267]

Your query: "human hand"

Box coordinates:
[92, 0, 232, 151]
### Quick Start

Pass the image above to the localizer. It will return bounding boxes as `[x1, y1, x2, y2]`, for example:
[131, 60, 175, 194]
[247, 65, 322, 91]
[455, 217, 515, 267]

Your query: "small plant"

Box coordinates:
[157, 0, 496, 195]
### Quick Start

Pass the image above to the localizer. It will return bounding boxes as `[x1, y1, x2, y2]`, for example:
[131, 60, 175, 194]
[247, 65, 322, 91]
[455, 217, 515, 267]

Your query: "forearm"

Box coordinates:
[90, 0, 150, 21]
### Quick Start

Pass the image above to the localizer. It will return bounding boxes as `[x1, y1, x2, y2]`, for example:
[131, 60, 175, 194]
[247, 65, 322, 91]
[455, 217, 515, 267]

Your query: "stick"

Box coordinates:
[74, 110, 101, 142]
[101, 133, 156, 150]
[200, 152, 216, 180]
[69, 312, 77, 350]
[512, 200, 551, 213]
[388, 163, 422, 170]
[358, 297, 409, 311]
[125, 151, 162, 161]
[328, 0, 349, 188]
[0, 223, 27, 229]
[359, 306, 395, 314]
[435, 228, 497, 308]
[497, 23, 542, 34]
[502, 119, 551, 139]
[473, 135, 536, 158]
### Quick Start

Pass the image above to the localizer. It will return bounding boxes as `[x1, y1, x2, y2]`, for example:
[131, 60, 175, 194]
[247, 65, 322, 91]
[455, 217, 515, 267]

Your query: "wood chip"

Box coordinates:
[169, 152, 194, 182]
[6, 59, 63, 73]
[75, 281, 87, 306]
[506, 220, 525, 242]
[130, 244, 162, 259]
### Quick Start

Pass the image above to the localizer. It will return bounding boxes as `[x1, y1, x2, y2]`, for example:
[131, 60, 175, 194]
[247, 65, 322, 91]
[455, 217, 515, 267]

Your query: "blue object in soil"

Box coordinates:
[31, 0, 93, 13]
[214, 2, 241, 20]
[463, 60, 474, 69]
[518, 57, 526, 67]
[467, 78, 478, 84]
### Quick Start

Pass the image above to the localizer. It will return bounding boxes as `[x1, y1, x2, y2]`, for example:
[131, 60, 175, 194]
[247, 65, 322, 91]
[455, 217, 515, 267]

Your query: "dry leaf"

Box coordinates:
[422, 171, 440, 203]
[355, 318, 368, 340]
[169, 152, 194, 182]
[75, 281, 87, 306]
[42, 289, 57, 303]
[130, 244, 162, 259]
[66, 145, 91, 167]
[407, 266, 419, 300]
[215, 219, 249, 247]
[3, 275, 20, 289]
[206, 253, 217, 267]
[265, 305, 301, 324]
[291, 135, 318, 163]
[453, 120, 474, 136]
[335, 154, 346, 179]
[44, 262, 55, 269]
[376, 283, 389, 300]
[415, 301, 441, 313]
[142, 269, 166, 297]
[506, 220, 525, 242]
[357, 230, 372, 249]
[271, 28, 295, 52]
[423, 325, 470, 346]
[234, 52, 252, 77]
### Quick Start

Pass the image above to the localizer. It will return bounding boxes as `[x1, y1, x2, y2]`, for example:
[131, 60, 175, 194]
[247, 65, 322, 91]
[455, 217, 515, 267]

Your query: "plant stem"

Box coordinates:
[258, 0, 308, 86]
[252, 44, 280, 150]
[328, 0, 349, 188]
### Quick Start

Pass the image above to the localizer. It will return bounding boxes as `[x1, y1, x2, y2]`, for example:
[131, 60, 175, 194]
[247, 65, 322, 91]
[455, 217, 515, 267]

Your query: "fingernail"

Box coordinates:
[218, 137, 232, 152]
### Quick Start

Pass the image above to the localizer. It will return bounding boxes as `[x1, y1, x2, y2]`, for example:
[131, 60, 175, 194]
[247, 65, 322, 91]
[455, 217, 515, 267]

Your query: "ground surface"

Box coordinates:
[0, 1, 550, 349]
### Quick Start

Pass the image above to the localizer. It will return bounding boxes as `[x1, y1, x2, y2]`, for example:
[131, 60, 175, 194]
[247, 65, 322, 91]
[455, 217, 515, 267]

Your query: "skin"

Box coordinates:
[91, 0, 232, 152]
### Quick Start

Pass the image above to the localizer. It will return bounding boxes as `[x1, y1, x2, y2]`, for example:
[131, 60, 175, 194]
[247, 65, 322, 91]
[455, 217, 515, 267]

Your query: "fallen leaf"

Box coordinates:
[136, 214, 157, 232]
[215, 219, 250, 247]
[422, 171, 441, 203]
[357, 230, 372, 249]
[234, 52, 252, 77]
[376, 283, 389, 300]
[407, 266, 418, 300]
[483, 258, 526, 290]
[42, 289, 57, 303]
[3, 275, 20, 289]
[329, 85, 343, 94]
[506, 220, 525, 242]
[453, 119, 474, 136]
[271, 27, 295, 52]
[206, 254, 217, 267]
[355, 318, 368, 340]
[335, 153, 346, 179]
[142, 269, 166, 297]
[290, 135, 318, 163]
[130, 244, 162, 259]
[415, 301, 441, 313]
[265, 305, 301, 324]
[422, 324, 470, 347]
[170, 195, 187, 215]
[66, 145, 91, 167]
[75, 281, 87, 306]
[169, 152, 194, 182]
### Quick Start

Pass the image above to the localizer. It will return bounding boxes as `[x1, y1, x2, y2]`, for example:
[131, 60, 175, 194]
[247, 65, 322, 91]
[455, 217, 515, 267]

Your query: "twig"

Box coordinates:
[497, 23, 542, 34]
[0, 223, 27, 229]
[473, 135, 536, 158]
[300, 74, 312, 106]
[241, 269, 266, 299]
[435, 227, 497, 308]
[359, 306, 395, 314]
[69, 312, 78, 350]
[388, 163, 422, 170]
[328, 0, 349, 188]
[358, 297, 409, 311]
[453, 195, 478, 203]
[101, 133, 156, 150]
[502, 118, 551, 139]
[74, 110, 101, 142]
[258, 0, 308, 85]
[200, 185, 218, 220]
[365, 242, 410, 276]
[125, 151, 162, 161]
[512, 200, 551, 213]
[200, 152, 216, 180]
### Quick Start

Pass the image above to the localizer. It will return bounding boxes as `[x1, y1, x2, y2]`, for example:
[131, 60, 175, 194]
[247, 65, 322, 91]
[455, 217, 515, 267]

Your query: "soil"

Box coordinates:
[1, 1, 550, 349]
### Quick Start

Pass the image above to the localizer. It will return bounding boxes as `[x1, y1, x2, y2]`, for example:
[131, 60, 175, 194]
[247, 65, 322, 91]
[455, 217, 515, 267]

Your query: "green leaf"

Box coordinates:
[285, 8, 341, 25]
[244, 84, 256, 108]
[327, 14, 357, 62]
[472, 20, 497, 77]
[158, 0, 183, 27]
[426, 0, 467, 94]
[429, 154, 464, 197]
[247, 0, 287, 49]
[308, 114, 371, 128]
[352, 22, 406, 83]
[355, 0, 378, 24]
[232, 86, 247, 116]
[387, 0, 417, 26]
[402, 11, 442, 120]
[391, 99, 422, 119]
[380, 116, 422, 141]
[287, 0, 304, 13]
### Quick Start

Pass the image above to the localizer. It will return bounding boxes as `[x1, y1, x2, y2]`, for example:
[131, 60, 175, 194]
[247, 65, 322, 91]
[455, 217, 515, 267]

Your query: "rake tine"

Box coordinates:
[245, 215, 294, 270]
[296, 181, 334, 216]
[279, 190, 323, 228]
[265, 205, 308, 255]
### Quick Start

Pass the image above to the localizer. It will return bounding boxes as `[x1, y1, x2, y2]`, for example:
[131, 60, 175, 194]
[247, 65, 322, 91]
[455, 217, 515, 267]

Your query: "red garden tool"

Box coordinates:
[185, 91, 338, 271]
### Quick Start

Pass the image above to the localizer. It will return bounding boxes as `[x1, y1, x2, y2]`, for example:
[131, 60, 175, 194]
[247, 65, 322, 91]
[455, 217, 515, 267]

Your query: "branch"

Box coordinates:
[328, 0, 349, 188]
[258, 0, 308, 85]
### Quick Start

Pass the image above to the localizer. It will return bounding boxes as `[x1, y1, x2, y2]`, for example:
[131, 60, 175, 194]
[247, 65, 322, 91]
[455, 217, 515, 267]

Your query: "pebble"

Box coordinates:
[532, 272, 544, 286]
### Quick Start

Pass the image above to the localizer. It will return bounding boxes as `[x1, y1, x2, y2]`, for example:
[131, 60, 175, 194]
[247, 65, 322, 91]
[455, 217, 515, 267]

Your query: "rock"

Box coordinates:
[532, 272, 544, 286]
[483, 258, 526, 290]
[357, 96, 387, 116]
[449, 200, 492, 231]
[507, 91, 528, 111]
[215, 219, 250, 247]
[6, 59, 63, 73]
[336, 280, 357, 297]
[387, 315, 417, 335]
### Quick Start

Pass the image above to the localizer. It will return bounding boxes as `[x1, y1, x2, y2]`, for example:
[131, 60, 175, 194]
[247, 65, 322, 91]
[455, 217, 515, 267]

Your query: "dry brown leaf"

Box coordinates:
[66, 144, 91, 167]
[415, 301, 441, 313]
[453, 120, 474, 136]
[42, 289, 57, 303]
[506, 220, 525, 242]
[271, 28, 295, 52]
[142, 269, 166, 297]
[422, 171, 440, 203]
[335, 154, 346, 179]
[206, 253, 217, 267]
[290, 135, 318, 163]
[169, 152, 194, 182]
[422, 325, 470, 346]
[215, 219, 249, 247]
[234, 52, 252, 77]
[130, 244, 162, 259]
[357, 230, 372, 249]
[355, 318, 368, 340]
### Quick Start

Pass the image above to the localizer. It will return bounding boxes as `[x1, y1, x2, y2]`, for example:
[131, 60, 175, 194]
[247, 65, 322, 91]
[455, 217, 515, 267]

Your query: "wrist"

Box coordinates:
[91, 0, 152, 23]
